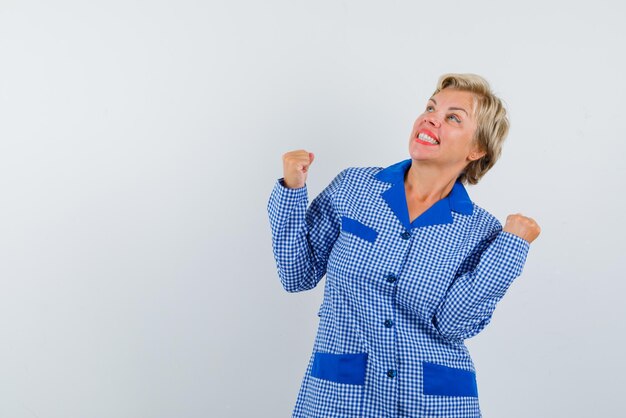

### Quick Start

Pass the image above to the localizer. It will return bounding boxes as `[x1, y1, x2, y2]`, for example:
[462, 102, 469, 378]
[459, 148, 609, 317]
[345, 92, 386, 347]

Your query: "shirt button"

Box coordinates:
[400, 231, 411, 240]
[387, 369, 397, 378]
[384, 319, 394, 328]
[386, 274, 397, 283]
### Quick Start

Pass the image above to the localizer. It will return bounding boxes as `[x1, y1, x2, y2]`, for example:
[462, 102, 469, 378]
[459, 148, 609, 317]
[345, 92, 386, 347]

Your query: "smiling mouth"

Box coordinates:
[417, 132, 440, 145]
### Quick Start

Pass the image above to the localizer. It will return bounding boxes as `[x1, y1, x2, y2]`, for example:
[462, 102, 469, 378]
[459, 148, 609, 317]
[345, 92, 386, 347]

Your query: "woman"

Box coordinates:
[268, 74, 540, 418]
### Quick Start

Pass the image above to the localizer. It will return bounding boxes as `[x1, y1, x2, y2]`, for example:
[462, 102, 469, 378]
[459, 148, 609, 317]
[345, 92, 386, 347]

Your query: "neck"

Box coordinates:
[404, 161, 460, 202]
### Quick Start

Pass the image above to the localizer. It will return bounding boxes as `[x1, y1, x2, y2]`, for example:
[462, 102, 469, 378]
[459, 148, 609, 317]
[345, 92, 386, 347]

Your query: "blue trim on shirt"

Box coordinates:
[311, 352, 368, 385]
[341, 217, 378, 243]
[375, 159, 474, 229]
[422, 362, 478, 397]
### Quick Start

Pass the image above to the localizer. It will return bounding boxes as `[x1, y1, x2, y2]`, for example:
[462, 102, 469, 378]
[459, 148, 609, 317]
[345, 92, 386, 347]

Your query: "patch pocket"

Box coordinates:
[422, 362, 478, 397]
[341, 217, 378, 243]
[311, 352, 368, 385]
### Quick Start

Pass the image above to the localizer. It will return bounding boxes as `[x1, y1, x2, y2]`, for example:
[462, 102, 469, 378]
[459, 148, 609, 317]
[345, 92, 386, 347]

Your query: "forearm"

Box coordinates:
[269, 179, 333, 292]
[434, 231, 530, 340]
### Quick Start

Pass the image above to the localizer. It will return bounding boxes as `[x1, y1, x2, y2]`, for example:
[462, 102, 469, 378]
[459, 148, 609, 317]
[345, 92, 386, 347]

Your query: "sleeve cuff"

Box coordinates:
[268, 178, 309, 228]
[278, 178, 307, 190]
[499, 230, 531, 250]
[493, 231, 531, 275]
[273, 178, 308, 200]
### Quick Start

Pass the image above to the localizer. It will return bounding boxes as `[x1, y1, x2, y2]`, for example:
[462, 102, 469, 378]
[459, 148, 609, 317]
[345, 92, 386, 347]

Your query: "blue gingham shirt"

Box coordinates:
[268, 160, 529, 418]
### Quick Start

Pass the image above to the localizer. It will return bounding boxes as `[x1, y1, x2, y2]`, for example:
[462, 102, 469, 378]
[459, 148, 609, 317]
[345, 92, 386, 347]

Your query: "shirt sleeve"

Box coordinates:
[433, 230, 530, 341]
[267, 171, 345, 293]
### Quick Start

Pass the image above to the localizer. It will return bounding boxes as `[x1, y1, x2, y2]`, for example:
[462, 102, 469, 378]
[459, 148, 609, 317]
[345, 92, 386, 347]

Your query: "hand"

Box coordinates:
[282, 150, 315, 189]
[503, 214, 541, 243]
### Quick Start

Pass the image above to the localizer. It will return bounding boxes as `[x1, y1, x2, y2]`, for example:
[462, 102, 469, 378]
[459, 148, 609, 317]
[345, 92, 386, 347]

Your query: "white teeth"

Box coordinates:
[418, 132, 439, 144]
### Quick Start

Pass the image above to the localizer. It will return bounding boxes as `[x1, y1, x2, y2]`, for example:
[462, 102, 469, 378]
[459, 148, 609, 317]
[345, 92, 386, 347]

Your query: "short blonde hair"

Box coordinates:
[433, 73, 509, 185]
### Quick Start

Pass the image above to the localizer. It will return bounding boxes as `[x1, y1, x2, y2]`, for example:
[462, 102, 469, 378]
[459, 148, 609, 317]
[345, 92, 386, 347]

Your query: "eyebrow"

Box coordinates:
[428, 98, 469, 116]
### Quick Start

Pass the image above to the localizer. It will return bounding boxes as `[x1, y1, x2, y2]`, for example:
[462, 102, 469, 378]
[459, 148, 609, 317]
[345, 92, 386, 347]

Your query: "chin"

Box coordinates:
[408, 145, 435, 161]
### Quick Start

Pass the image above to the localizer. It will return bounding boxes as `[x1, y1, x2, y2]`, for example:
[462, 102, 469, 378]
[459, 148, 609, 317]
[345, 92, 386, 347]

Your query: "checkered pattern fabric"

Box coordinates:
[268, 160, 530, 418]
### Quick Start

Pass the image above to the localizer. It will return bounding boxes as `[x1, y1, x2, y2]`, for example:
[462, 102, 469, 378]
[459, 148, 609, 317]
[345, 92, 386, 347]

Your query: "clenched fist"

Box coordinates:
[502, 214, 541, 244]
[282, 150, 315, 189]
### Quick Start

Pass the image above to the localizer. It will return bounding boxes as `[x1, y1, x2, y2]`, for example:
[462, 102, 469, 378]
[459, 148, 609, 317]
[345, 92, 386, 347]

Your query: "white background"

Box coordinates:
[1, 0, 625, 417]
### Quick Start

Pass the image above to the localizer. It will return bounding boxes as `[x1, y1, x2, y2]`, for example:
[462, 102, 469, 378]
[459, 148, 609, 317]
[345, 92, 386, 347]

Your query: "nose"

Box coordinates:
[424, 113, 441, 128]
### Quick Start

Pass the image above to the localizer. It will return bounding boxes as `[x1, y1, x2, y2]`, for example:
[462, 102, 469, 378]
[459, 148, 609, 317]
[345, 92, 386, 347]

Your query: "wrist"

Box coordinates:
[280, 178, 305, 189]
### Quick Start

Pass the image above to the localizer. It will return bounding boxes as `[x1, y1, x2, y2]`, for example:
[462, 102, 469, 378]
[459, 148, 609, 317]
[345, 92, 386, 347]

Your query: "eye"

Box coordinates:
[426, 105, 435, 112]
[448, 114, 461, 123]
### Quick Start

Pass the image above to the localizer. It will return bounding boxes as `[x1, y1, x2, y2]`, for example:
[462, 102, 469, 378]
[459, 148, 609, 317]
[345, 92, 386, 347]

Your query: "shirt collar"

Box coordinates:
[374, 159, 474, 229]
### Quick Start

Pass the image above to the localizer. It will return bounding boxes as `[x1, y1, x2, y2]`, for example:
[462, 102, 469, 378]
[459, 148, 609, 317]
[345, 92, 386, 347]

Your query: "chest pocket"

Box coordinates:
[341, 217, 378, 243]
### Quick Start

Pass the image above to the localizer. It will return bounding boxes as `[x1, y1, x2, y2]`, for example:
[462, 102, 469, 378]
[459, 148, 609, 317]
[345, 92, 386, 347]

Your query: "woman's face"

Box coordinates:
[408, 88, 484, 173]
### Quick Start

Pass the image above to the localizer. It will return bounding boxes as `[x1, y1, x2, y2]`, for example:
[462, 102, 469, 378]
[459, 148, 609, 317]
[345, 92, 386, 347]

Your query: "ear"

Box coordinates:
[468, 150, 486, 162]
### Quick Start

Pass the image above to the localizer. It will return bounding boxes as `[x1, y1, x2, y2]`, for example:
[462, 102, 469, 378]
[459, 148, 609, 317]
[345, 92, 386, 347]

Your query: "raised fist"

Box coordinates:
[282, 150, 315, 189]
[503, 214, 541, 243]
